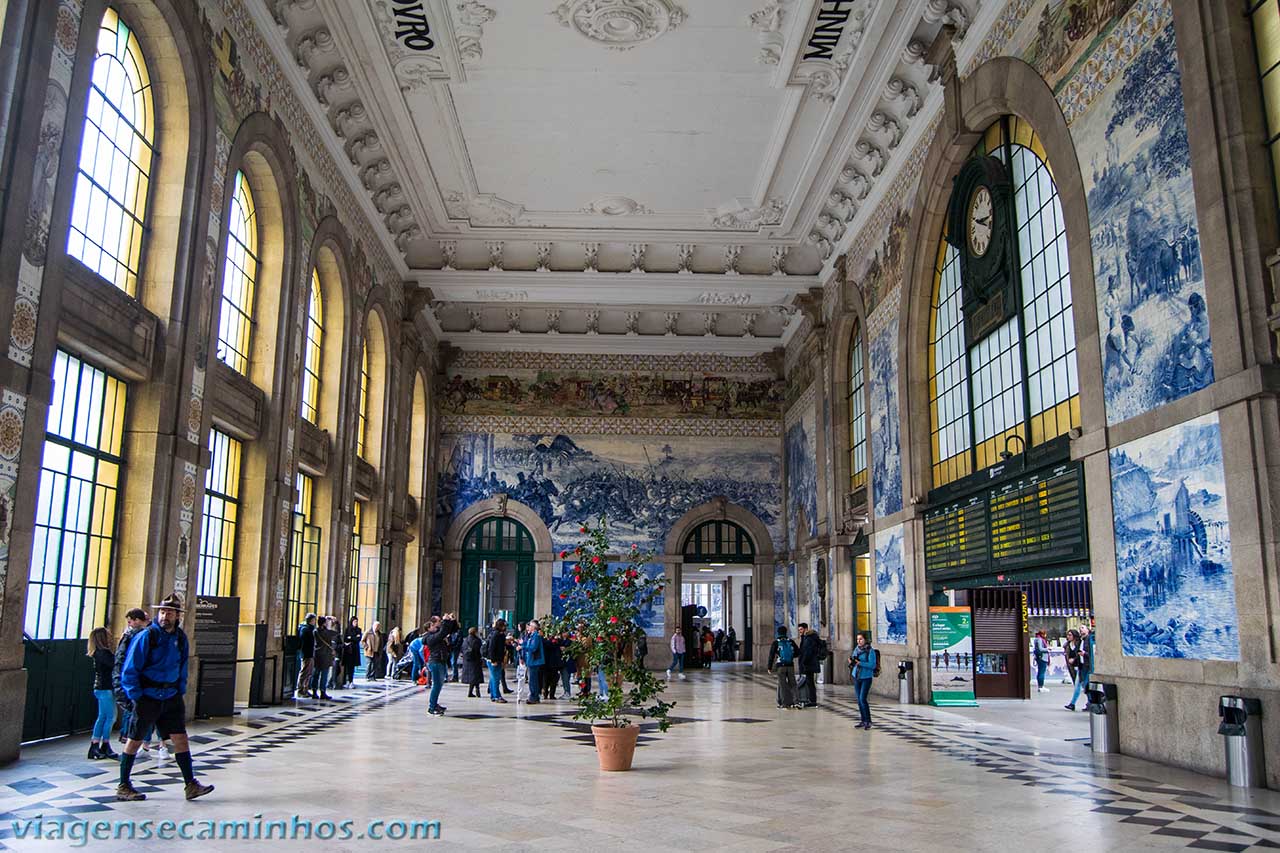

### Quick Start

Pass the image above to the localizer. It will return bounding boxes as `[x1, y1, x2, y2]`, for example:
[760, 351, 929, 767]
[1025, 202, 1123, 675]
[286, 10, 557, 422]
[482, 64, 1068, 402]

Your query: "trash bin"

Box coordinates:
[898, 660, 915, 705]
[820, 651, 833, 685]
[1087, 682, 1119, 754]
[1219, 696, 1265, 788]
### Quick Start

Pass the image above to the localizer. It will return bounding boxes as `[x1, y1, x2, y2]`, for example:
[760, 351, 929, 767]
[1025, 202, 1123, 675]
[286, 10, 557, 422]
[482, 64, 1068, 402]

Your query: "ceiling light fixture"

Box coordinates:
[709, 562, 726, 567]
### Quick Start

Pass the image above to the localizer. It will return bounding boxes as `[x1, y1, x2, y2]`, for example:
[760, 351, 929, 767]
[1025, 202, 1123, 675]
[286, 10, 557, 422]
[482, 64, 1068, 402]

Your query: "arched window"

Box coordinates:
[847, 322, 867, 492]
[355, 340, 369, 458]
[217, 171, 258, 375]
[682, 520, 755, 564]
[197, 429, 241, 597]
[300, 270, 323, 423]
[67, 8, 155, 296]
[929, 117, 1080, 488]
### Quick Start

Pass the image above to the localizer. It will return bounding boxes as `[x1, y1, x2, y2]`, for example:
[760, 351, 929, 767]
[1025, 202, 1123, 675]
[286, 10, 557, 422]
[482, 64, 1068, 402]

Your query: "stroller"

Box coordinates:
[391, 651, 414, 681]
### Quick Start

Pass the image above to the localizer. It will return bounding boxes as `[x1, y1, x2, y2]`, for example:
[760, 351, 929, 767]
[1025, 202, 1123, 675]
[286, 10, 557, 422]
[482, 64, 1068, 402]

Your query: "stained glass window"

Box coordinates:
[26, 351, 127, 640]
[67, 8, 154, 296]
[217, 171, 258, 375]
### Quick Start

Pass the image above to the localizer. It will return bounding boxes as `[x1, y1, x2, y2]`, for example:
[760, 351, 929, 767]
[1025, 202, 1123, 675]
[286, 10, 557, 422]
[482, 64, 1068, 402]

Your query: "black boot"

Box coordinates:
[98, 742, 118, 759]
[88, 742, 101, 760]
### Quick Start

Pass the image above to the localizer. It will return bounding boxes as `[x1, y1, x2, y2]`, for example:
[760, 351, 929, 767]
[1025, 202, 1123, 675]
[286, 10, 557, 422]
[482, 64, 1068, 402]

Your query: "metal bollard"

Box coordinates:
[1219, 696, 1265, 788]
[1087, 682, 1119, 754]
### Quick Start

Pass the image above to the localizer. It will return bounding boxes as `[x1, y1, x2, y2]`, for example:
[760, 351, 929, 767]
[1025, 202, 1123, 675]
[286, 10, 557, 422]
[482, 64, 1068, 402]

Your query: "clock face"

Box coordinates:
[967, 185, 994, 258]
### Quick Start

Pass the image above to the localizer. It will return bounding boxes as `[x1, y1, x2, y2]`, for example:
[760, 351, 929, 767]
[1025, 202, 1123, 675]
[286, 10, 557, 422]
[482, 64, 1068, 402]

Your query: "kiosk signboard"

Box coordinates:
[929, 606, 977, 706]
[195, 595, 238, 717]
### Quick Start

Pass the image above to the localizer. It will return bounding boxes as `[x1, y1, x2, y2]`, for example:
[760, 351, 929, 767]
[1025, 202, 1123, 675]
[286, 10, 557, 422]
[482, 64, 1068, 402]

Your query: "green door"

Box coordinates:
[460, 557, 481, 632]
[23, 638, 96, 742]
[515, 560, 535, 625]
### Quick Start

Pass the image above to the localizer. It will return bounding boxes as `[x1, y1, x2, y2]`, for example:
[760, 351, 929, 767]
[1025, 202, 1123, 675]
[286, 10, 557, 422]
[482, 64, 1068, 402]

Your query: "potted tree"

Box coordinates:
[559, 517, 673, 771]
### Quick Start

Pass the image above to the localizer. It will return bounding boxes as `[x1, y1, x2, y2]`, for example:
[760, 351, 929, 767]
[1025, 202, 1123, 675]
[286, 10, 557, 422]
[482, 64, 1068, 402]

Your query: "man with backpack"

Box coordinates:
[296, 613, 317, 698]
[116, 594, 214, 802]
[796, 623, 826, 708]
[112, 608, 150, 749]
[848, 632, 879, 730]
[767, 626, 799, 709]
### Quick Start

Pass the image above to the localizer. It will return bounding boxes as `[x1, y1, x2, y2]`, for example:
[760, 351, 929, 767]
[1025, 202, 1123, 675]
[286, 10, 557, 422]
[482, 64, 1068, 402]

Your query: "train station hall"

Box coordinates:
[0, 0, 1278, 849]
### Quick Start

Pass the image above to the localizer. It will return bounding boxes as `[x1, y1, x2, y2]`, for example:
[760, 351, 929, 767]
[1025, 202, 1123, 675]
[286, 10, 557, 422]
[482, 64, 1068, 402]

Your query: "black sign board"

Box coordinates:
[925, 462, 1088, 583]
[195, 596, 238, 717]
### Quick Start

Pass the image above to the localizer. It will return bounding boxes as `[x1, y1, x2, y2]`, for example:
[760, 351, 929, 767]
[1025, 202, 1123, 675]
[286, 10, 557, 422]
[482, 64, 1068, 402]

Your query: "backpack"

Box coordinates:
[776, 639, 795, 665]
[870, 647, 881, 678]
[816, 636, 830, 659]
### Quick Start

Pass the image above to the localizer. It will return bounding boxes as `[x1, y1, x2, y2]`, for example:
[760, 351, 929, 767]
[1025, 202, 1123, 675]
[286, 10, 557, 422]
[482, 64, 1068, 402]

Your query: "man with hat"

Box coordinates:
[116, 593, 214, 801]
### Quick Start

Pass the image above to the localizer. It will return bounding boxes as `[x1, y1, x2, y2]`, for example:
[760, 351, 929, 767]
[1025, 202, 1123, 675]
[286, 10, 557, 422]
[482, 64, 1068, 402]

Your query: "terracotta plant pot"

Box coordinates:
[592, 724, 641, 771]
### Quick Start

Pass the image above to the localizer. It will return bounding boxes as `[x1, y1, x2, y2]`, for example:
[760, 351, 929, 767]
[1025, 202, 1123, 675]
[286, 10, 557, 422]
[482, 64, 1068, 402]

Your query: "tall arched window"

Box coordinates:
[929, 117, 1079, 488]
[847, 322, 867, 492]
[67, 8, 155, 296]
[217, 171, 258, 374]
[300, 271, 323, 423]
[355, 340, 369, 458]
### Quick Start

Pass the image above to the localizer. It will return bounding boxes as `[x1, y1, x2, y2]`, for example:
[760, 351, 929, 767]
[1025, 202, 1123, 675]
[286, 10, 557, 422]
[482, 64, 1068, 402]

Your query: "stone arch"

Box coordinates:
[306, 216, 356, 438]
[357, 296, 392, 474]
[663, 497, 775, 559]
[898, 56, 1102, 506]
[444, 497, 555, 556]
[828, 277, 871, 513]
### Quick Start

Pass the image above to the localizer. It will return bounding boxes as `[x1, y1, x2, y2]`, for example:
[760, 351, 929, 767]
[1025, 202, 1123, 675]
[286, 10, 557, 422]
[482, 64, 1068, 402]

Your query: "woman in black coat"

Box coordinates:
[342, 618, 362, 688]
[461, 627, 484, 697]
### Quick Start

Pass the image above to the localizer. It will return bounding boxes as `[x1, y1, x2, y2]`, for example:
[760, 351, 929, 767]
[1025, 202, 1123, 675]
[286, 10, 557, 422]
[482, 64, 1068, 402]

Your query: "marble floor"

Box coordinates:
[0, 667, 1278, 851]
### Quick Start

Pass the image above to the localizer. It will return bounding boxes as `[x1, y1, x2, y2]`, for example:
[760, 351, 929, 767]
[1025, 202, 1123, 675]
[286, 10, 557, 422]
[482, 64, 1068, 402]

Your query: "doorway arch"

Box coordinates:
[459, 517, 536, 632]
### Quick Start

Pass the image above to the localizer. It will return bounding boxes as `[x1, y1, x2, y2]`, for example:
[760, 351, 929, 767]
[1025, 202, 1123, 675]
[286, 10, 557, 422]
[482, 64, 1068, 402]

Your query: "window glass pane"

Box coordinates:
[66, 9, 154, 296]
[848, 326, 867, 491]
[929, 240, 971, 487]
[25, 351, 126, 639]
[216, 171, 258, 375]
[301, 271, 323, 422]
[197, 429, 240, 596]
[356, 340, 369, 458]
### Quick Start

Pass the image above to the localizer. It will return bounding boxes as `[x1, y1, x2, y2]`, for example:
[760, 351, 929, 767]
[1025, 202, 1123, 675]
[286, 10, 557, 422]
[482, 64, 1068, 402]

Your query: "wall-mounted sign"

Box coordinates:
[390, 0, 435, 51]
[805, 0, 857, 60]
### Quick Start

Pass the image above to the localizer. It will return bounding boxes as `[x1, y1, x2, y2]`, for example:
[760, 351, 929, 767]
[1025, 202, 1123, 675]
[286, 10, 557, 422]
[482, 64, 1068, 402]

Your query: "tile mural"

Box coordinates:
[1110, 413, 1238, 660]
[1074, 13, 1212, 425]
[785, 407, 818, 545]
[552, 561, 665, 638]
[874, 524, 907, 645]
[435, 433, 782, 552]
[786, 562, 798, 635]
[774, 563, 785, 630]
[870, 317, 902, 518]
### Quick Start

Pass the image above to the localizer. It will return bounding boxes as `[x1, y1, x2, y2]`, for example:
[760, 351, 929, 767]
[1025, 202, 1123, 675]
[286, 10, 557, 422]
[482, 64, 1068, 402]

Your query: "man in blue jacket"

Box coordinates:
[523, 620, 545, 704]
[116, 594, 214, 802]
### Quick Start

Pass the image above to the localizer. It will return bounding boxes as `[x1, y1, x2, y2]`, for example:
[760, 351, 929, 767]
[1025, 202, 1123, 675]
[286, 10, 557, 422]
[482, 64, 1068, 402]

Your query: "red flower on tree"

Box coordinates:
[609, 616, 618, 624]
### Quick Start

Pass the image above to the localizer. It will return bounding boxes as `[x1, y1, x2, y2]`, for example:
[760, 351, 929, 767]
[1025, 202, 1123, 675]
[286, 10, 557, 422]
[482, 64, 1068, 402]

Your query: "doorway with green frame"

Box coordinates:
[459, 517, 536, 632]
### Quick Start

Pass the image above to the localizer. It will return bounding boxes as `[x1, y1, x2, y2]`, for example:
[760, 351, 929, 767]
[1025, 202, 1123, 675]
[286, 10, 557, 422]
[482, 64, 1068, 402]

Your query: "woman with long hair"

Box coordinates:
[86, 627, 118, 760]
[384, 627, 403, 680]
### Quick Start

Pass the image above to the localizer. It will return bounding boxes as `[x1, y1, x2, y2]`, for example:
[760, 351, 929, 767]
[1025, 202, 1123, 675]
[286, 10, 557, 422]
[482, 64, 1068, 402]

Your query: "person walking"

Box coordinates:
[424, 617, 452, 716]
[666, 628, 686, 680]
[362, 621, 384, 680]
[796, 623, 824, 708]
[312, 617, 338, 700]
[849, 632, 878, 730]
[461, 627, 484, 698]
[701, 628, 715, 668]
[342, 617, 362, 688]
[116, 594, 213, 802]
[727, 627, 738, 662]
[448, 624, 463, 683]
[1063, 629, 1081, 690]
[485, 619, 508, 703]
[87, 627, 118, 761]
[1066, 625, 1093, 711]
[113, 609, 151, 751]
[768, 626, 799, 709]
[1033, 630, 1050, 693]
[296, 613, 317, 698]
[524, 620, 545, 704]
[558, 629, 576, 697]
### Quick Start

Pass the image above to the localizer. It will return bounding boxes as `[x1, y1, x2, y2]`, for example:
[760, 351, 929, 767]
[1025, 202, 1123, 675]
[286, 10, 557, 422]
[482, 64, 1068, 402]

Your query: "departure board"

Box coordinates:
[924, 461, 1087, 582]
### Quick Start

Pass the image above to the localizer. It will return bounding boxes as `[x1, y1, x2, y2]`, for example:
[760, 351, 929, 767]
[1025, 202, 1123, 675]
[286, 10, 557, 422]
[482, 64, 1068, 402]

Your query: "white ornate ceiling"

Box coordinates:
[259, 0, 994, 354]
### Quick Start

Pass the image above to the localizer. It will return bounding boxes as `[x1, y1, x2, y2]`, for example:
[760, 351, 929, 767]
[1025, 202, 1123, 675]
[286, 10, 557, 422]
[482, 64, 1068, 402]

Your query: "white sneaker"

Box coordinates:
[664, 670, 671, 678]
[679, 673, 686, 680]
[1038, 687, 1049, 693]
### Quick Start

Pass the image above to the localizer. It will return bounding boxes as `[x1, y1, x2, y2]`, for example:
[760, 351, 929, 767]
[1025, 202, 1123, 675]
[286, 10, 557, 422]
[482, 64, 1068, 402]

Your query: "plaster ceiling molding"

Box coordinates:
[702, 312, 720, 337]
[868, 110, 903, 149]
[583, 242, 601, 272]
[467, 308, 483, 332]
[710, 198, 786, 231]
[270, 0, 318, 29]
[664, 312, 680, 336]
[748, 0, 792, 66]
[789, 0, 872, 104]
[624, 311, 640, 335]
[506, 309, 522, 333]
[440, 241, 458, 270]
[676, 244, 694, 275]
[584, 309, 601, 335]
[922, 0, 970, 39]
[371, 182, 406, 215]
[394, 224, 422, 250]
[883, 76, 922, 117]
[551, 0, 689, 51]
[347, 130, 383, 165]
[455, 1, 498, 63]
[486, 241, 504, 271]
[723, 245, 743, 276]
[331, 100, 366, 139]
[628, 243, 647, 272]
[806, 229, 833, 261]
[369, 1, 451, 88]
[546, 309, 562, 333]
[852, 138, 887, 177]
[742, 311, 759, 338]
[837, 163, 872, 200]
[314, 66, 354, 106]
[824, 189, 857, 224]
[581, 195, 653, 216]
[535, 242, 553, 272]
[442, 191, 525, 226]
[697, 292, 751, 306]
[902, 38, 927, 65]
[294, 27, 336, 69]
[475, 288, 529, 301]
[770, 245, 789, 276]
